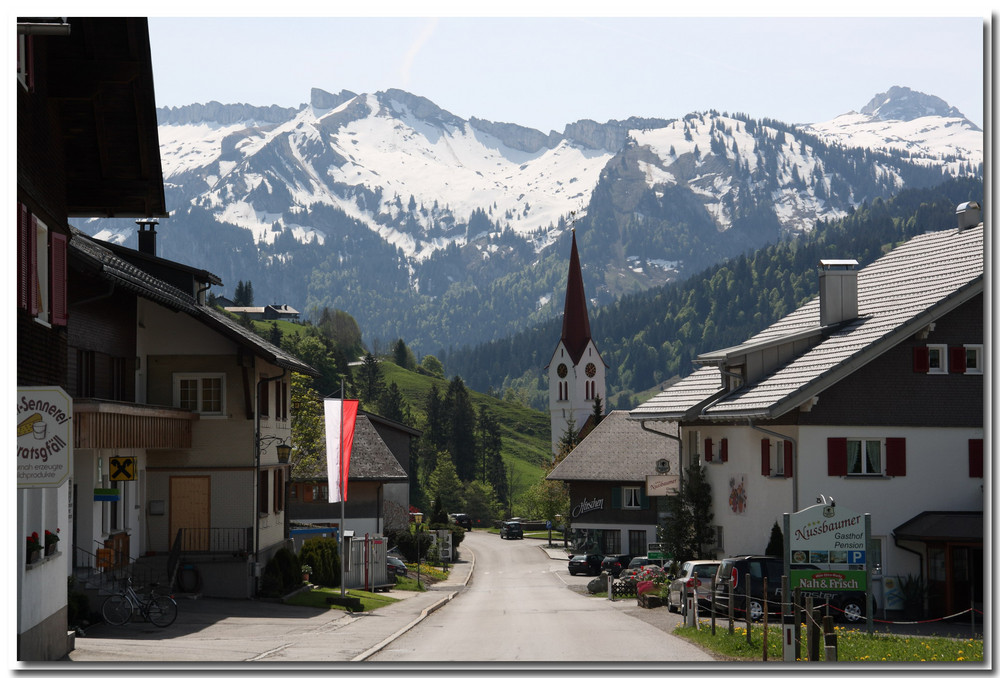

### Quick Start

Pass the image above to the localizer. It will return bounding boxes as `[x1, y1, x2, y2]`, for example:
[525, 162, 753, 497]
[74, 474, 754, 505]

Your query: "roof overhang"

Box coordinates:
[43, 17, 167, 218]
[893, 511, 983, 542]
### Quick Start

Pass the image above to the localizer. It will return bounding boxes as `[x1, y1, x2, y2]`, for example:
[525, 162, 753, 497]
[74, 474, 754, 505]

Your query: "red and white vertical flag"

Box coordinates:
[324, 398, 359, 503]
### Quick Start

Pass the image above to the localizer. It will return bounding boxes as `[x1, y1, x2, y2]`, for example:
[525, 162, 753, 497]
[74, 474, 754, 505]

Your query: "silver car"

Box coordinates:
[667, 560, 720, 613]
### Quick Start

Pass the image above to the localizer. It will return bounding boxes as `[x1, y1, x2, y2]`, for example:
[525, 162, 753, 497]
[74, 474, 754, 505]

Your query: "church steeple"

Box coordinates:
[560, 229, 591, 363]
[547, 228, 605, 456]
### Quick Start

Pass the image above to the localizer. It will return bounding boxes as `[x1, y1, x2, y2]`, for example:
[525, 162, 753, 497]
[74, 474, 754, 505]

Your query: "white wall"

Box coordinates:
[693, 423, 983, 582]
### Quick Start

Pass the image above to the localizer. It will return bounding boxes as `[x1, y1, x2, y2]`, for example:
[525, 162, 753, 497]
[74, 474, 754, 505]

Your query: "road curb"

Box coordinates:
[351, 544, 475, 661]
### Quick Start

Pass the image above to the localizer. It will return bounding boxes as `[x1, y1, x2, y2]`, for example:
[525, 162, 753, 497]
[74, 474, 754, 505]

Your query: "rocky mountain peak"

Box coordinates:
[860, 85, 968, 123]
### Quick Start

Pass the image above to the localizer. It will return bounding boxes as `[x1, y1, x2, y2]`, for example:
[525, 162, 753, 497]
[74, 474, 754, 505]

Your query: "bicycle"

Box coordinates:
[101, 577, 178, 628]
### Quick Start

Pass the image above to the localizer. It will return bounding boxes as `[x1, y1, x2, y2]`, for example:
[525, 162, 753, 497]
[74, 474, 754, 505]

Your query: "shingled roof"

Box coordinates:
[68, 227, 318, 377]
[632, 224, 984, 422]
[309, 414, 408, 483]
[547, 410, 678, 482]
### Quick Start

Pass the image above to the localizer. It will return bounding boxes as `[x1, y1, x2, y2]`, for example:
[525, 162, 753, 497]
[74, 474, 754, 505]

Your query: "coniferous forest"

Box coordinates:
[445, 176, 984, 411]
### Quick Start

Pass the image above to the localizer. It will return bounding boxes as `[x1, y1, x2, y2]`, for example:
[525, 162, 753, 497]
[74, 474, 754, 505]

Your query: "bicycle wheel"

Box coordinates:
[146, 595, 178, 627]
[101, 594, 134, 625]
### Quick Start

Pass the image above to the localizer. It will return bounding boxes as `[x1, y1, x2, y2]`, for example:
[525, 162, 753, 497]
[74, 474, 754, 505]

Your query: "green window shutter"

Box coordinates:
[640, 486, 649, 510]
[611, 487, 621, 509]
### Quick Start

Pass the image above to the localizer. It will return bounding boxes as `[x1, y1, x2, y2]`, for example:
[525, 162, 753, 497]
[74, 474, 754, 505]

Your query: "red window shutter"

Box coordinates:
[827, 438, 847, 475]
[50, 231, 68, 326]
[949, 347, 967, 373]
[783, 441, 794, 478]
[273, 468, 283, 512]
[760, 439, 771, 476]
[260, 380, 269, 418]
[29, 213, 40, 315]
[913, 346, 930, 373]
[18, 203, 29, 310]
[969, 439, 984, 478]
[720, 438, 728, 462]
[704, 438, 713, 462]
[885, 438, 906, 476]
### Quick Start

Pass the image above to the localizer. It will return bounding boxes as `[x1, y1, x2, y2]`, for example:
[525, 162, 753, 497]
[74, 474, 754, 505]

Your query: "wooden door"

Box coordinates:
[170, 476, 210, 551]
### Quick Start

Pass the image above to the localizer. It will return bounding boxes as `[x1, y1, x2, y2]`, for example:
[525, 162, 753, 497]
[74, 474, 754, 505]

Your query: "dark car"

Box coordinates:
[451, 513, 472, 530]
[499, 521, 523, 539]
[714, 556, 875, 623]
[568, 554, 602, 576]
[600, 554, 634, 577]
[387, 556, 408, 579]
[713, 555, 784, 621]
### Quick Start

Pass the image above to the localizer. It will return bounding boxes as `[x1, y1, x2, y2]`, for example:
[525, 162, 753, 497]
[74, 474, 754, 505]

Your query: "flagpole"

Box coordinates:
[340, 377, 346, 599]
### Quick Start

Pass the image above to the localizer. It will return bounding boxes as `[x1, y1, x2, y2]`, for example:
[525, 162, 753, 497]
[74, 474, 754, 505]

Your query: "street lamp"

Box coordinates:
[276, 442, 292, 465]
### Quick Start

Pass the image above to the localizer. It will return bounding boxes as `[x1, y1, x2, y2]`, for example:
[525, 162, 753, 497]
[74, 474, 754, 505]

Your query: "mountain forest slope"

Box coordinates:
[446, 176, 984, 411]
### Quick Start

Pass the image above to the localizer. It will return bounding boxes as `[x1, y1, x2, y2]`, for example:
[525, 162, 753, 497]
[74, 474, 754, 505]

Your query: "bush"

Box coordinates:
[386, 528, 433, 563]
[299, 537, 340, 587]
[260, 546, 300, 596]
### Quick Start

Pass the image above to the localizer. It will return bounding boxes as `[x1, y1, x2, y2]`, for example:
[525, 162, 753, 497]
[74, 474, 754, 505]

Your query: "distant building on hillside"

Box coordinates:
[225, 304, 300, 322]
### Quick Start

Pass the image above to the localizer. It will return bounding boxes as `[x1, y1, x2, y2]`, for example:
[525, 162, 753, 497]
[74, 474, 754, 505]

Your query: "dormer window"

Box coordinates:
[724, 365, 745, 391]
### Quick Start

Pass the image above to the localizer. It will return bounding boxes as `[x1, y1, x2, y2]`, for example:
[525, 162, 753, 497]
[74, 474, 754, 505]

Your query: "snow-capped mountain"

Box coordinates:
[800, 86, 982, 176]
[75, 86, 982, 355]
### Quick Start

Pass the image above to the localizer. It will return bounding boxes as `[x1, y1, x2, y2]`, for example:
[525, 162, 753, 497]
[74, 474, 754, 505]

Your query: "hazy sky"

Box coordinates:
[143, 10, 986, 132]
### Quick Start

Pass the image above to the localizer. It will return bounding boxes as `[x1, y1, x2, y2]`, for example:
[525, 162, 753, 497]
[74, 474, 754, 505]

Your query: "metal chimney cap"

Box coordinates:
[819, 259, 859, 269]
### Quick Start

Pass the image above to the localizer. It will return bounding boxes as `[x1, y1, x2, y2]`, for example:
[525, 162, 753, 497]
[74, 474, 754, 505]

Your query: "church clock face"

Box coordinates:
[585, 362, 597, 378]
[557, 363, 568, 378]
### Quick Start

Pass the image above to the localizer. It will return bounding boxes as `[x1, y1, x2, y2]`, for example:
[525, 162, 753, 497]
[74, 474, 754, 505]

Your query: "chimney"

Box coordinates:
[819, 259, 859, 326]
[956, 201, 981, 231]
[137, 219, 158, 256]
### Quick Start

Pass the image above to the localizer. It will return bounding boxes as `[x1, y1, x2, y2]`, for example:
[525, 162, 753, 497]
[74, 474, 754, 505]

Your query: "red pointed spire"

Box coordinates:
[561, 229, 591, 364]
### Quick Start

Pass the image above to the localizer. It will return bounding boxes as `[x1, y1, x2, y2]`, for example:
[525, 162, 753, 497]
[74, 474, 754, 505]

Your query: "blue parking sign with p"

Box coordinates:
[848, 550, 866, 565]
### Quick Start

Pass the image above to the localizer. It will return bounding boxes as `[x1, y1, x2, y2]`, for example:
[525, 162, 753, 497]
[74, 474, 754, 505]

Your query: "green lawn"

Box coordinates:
[673, 621, 983, 663]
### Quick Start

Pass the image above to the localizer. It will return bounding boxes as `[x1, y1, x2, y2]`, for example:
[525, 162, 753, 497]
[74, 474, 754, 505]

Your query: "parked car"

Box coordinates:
[713, 555, 784, 621]
[600, 554, 634, 577]
[713, 556, 875, 623]
[499, 521, 523, 539]
[387, 556, 408, 579]
[568, 554, 603, 576]
[667, 560, 720, 613]
[451, 513, 472, 530]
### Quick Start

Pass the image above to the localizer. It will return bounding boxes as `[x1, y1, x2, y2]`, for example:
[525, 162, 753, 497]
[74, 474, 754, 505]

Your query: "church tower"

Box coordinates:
[547, 229, 606, 457]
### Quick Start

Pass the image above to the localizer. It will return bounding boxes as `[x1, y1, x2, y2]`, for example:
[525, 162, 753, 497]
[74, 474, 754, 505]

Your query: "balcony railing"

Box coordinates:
[73, 399, 198, 449]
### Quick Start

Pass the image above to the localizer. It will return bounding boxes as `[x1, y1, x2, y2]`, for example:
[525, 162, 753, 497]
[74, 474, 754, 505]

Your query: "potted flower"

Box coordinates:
[44, 529, 60, 556]
[301, 564, 312, 582]
[26, 532, 42, 563]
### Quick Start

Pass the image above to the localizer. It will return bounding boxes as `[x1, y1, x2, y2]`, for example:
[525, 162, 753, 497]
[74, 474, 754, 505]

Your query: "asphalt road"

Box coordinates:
[367, 531, 714, 662]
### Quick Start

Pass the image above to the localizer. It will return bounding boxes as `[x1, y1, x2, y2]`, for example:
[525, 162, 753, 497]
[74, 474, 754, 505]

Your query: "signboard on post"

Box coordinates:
[784, 500, 874, 655]
[787, 503, 868, 592]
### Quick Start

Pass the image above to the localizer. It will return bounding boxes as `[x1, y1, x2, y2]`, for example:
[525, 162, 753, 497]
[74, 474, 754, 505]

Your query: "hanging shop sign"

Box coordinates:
[17, 386, 73, 488]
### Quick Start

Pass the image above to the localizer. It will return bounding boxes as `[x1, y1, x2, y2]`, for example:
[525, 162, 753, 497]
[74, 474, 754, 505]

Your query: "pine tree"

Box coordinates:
[357, 352, 385, 409]
[444, 377, 477, 481]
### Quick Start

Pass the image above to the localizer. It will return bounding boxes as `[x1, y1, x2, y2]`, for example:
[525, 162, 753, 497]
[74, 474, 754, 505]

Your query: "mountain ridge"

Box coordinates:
[78, 85, 982, 360]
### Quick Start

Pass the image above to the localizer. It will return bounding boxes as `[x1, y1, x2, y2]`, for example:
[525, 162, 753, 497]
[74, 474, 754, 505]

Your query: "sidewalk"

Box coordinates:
[64, 551, 475, 664]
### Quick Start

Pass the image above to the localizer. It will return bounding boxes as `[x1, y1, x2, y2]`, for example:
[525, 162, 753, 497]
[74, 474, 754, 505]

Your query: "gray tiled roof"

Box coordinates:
[343, 415, 409, 482]
[68, 227, 319, 377]
[547, 410, 678, 482]
[632, 225, 983, 422]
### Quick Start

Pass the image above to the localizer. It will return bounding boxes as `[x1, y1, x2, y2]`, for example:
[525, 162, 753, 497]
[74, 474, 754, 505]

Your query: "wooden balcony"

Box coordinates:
[73, 399, 199, 449]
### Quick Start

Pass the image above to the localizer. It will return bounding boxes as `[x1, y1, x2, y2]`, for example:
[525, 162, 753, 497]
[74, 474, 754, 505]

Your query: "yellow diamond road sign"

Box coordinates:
[110, 456, 137, 481]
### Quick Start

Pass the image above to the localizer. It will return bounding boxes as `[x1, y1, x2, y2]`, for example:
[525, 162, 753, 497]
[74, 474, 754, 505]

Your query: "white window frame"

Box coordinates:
[35, 217, 50, 326]
[846, 438, 883, 476]
[927, 344, 948, 374]
[623, 486, 642, 509]
[173, 373, 226, 416]
[768, 438, 785, 477]
[964, 344, 983, 375]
